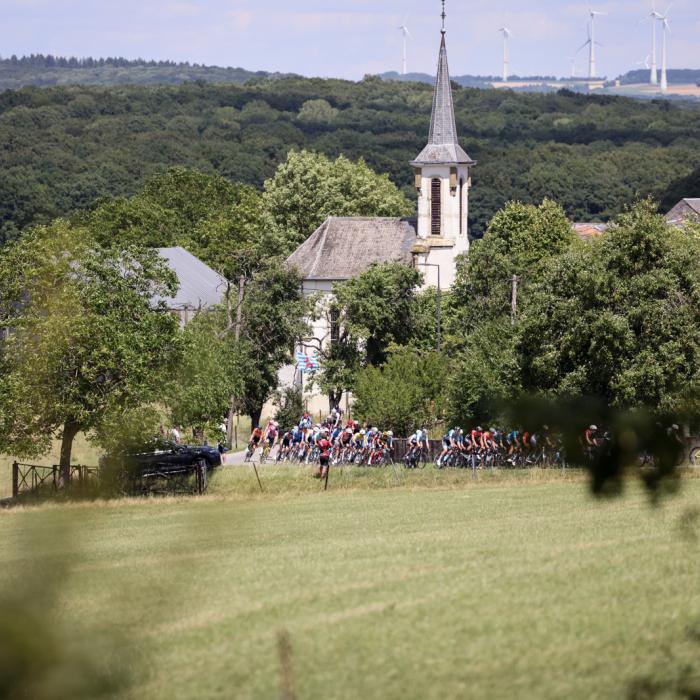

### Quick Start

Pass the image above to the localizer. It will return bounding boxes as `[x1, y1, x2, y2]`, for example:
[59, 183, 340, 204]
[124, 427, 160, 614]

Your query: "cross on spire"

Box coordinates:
[441, 0, 446, 34]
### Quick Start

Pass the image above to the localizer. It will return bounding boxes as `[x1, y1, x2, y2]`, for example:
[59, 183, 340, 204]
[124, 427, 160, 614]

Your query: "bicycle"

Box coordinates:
[244, 442, 257, 463]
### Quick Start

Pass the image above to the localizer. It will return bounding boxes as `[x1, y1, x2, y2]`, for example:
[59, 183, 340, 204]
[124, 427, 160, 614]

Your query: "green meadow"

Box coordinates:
[1, 468, 700, 698]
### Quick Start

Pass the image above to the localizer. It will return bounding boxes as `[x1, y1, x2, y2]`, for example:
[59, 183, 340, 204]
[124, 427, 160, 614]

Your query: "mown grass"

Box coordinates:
[210, 462, 591, 497]
[1, 472, 700, 699]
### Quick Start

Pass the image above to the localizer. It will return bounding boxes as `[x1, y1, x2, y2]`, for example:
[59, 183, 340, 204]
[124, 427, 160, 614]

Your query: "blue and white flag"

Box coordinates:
[296, 352, 320, 373]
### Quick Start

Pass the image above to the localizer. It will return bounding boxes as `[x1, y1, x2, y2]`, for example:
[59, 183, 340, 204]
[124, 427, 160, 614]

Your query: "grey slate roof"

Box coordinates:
[286, 217, 417, 282]
[412, 34, 475, 166]
[155, 247, 227, 309]
[665, 199, 700, 226]
[684, 199, 700, 215]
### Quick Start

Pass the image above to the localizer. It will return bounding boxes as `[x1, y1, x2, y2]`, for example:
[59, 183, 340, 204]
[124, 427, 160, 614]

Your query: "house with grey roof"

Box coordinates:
[155, 247, 227, 325]
[278, 21, 475, 414]
[286, 217, 417, 291]
[665, 199, 700, 227]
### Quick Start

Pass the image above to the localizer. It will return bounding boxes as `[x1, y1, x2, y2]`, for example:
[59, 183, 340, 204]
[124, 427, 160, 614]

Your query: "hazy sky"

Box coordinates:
[2, 0, 698, 80]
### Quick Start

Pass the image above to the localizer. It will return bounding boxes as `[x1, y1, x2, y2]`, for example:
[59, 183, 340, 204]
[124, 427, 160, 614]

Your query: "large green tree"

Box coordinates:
[0, 221, 181, 482]
[442, 200, 574, 424]
[520, 201, 700, 411]
[313, 263, 422, 408]
[262, 150, 414, 249]
[80, 168, 273, 281]
[81, 169, 308, 429]
[451, 199, 575, 328]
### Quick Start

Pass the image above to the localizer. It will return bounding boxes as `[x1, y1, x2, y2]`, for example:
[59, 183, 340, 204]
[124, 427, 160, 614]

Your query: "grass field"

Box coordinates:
[2, 469, 700, 699]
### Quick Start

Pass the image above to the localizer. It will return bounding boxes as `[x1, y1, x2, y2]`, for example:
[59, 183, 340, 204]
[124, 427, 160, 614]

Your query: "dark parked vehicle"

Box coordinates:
[100, 439, 222, 496]
[120, 439, 222, 471]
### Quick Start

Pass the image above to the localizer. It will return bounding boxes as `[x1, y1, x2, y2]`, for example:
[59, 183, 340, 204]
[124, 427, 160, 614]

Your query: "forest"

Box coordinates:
[1, 74, 699, 245]
[0, 55, 288, 90]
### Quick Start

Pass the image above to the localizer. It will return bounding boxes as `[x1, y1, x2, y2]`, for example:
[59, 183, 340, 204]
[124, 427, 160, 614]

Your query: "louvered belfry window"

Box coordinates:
[431, 178, 441, 236]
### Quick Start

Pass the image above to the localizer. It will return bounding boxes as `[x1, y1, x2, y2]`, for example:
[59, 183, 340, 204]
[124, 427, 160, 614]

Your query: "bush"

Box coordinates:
[353, 349, 447, 437]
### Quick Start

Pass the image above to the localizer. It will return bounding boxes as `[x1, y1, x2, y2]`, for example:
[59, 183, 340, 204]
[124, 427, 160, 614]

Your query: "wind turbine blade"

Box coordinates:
[577, 39, 591, 53]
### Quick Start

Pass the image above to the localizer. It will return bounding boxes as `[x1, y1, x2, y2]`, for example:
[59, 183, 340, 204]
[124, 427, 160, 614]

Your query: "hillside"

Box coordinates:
[1, 76, 699, 244]
[0, 55, 294, 90]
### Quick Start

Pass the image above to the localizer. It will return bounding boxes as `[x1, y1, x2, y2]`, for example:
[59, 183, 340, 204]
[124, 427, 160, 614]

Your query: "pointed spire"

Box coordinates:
[411, 13, 474, 166]
[428, 34, 458, 148]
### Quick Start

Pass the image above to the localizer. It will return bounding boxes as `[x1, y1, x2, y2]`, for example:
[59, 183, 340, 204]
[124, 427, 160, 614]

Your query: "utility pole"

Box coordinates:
[227, 275, 247, 448]
[511, 274, 519, 325]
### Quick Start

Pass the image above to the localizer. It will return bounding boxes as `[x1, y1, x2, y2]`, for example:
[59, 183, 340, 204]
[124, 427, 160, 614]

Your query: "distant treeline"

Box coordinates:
[380, 72, 558, 87]
[619, 69, 700, 85]
[1, 54, 217, 68]
[0, 76, 699, 245]
[0, 54, 294, 90]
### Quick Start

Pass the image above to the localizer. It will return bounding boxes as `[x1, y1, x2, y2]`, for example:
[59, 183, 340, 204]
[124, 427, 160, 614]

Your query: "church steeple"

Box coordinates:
[410, 1, 475, 288]
[412, 30, 474, 166]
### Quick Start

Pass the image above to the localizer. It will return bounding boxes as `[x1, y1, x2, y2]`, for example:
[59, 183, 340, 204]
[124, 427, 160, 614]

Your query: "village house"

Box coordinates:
[155, 247, 227, 326]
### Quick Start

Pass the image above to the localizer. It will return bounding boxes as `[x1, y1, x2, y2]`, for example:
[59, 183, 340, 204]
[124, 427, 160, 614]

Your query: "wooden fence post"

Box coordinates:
[12, 461, 18, 498]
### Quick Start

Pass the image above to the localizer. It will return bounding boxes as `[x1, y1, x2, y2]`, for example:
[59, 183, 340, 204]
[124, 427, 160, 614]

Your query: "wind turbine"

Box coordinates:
[658, 5, 672, 93]
[498, 27, 512, 82]
[398, 20, 411, 76]
[578, 9, 607, 79]
[568, 56, 578, 78]
[642, 3, 663, 85]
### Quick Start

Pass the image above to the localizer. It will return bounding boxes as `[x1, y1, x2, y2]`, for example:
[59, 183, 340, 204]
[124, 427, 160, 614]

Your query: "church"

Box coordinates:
[282, 17, 475, 414]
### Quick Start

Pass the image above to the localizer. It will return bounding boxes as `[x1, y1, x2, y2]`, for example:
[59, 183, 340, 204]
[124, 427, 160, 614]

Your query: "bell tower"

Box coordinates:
[411, 1, 475, 289]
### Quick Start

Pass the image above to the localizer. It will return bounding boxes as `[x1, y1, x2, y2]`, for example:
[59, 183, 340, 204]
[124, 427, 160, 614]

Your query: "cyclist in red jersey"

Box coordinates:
[316, 431, 332, 480]
[470, 427, 483, 452]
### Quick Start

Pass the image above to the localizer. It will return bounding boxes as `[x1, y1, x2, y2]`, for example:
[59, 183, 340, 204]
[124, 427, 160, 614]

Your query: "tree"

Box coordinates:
[451, 199, 575, 329]
[235, 265, 309, 428]
[262, 150, 414, 250]
[313, 263, 423, 408]
[80, 170, 307, 429]
[353, 349, 448, 436]
[447, 320, 521, 427]
[81, 168, 274, 281]
[0, 221, 181, 483]
[519, 200, 700, 412]
[165, 311, 243, 436]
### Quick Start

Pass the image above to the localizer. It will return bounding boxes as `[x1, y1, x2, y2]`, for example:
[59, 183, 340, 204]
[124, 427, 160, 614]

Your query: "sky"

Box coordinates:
[1, 0, 698, 80]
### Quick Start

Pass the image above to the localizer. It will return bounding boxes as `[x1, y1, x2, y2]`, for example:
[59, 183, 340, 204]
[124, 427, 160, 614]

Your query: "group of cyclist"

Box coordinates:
[247, 407, 396, 477]
[249, 414, 668, 471]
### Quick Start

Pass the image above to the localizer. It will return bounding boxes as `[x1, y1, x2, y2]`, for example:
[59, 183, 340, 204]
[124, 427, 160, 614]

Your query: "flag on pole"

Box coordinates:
[295, 352, 320, 373]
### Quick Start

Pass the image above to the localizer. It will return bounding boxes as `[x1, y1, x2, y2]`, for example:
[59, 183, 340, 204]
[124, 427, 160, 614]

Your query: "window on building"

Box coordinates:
[431, 178, 441, 236]
[330, 308, 340, 345]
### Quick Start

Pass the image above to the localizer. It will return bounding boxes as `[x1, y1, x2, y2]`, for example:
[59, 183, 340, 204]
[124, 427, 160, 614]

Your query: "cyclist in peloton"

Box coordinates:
[506, 428, 520, 460]
[279, 429, 293, 459]
[263, 420, 278, 451]
[481, 428, 497, 451]
[248, 425, 263, 455]
[470, 427, 484, 453]
[299, 411, 313, 442]
[315, 430, 333, 480]
[584, 425, 601, 448]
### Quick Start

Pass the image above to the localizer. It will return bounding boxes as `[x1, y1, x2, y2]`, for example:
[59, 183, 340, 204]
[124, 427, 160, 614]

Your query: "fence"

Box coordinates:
[11, 462, 100, 498]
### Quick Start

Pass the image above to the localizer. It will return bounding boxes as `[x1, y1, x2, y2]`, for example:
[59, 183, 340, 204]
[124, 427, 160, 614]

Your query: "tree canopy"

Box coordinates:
[262, 150, 413, 248]
[0, 78, 698, 245]
[0, 221, 181, 480]
[520, 201, 700, 412]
